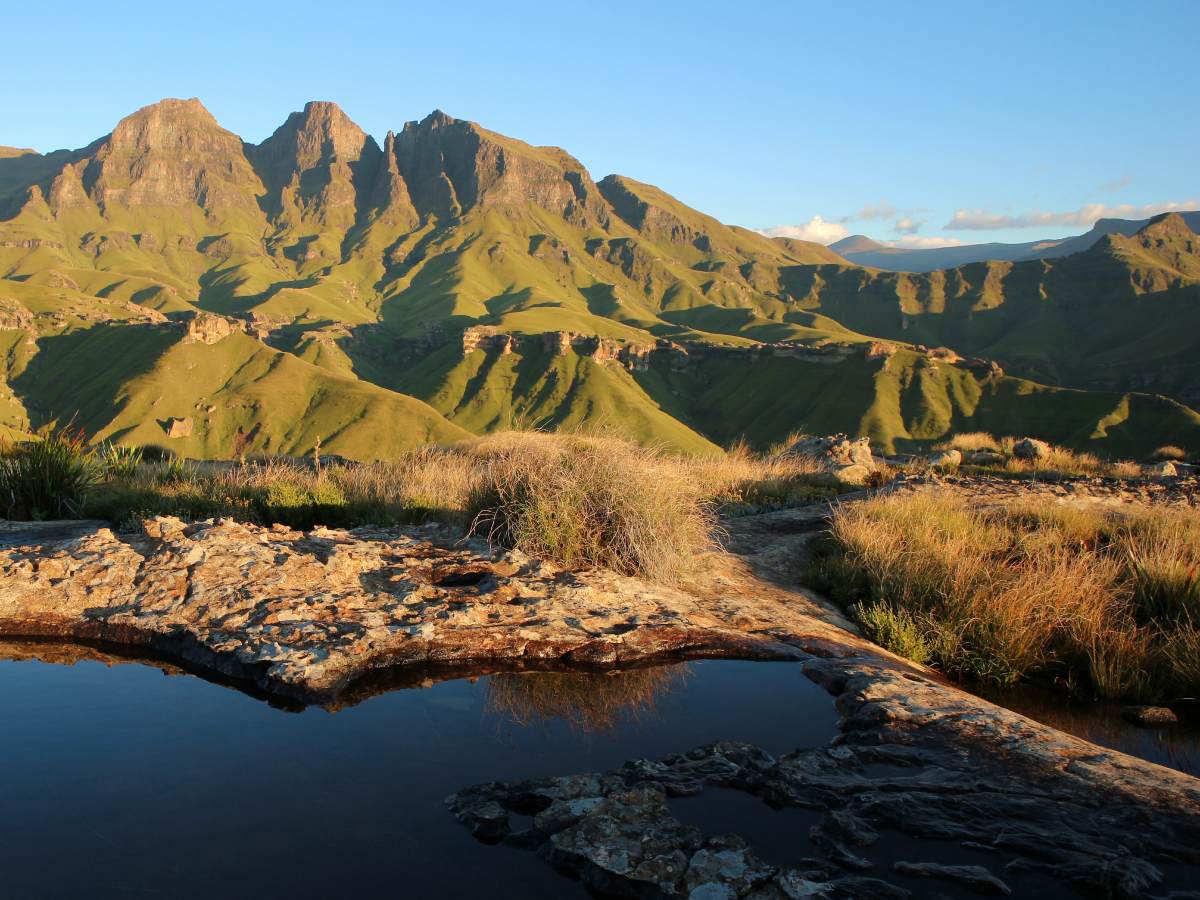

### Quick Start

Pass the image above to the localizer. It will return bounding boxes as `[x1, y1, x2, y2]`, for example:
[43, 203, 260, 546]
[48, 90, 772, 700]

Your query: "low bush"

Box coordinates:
[808, 492, 1200, 702]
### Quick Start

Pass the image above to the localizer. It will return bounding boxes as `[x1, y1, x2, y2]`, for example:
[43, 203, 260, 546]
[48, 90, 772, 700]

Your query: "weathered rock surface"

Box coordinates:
[1012, 437, 1051, 461]
[449, 658, 1200, 898]
[0, 515, 857, 703]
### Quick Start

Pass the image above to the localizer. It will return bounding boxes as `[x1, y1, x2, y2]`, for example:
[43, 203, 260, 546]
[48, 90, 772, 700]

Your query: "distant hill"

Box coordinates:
[1, 98, 1198, 458]
[831, 212, 1200, 272]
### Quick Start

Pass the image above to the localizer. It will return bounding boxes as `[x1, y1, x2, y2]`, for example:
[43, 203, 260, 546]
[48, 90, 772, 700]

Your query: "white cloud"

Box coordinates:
[853, 201, 897, 222]
[1097, 175, 1132, 193]
[757, 216, 850, 245]
[894, 216, 923, 235]
[945, 200, 1198, 231]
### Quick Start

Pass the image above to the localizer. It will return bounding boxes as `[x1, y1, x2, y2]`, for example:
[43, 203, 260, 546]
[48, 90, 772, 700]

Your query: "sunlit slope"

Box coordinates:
[14, 327, 468, 458]
[780, 214, 1200, 402]
[390, 342, 720, 454]
[639, 348, 1200, 456]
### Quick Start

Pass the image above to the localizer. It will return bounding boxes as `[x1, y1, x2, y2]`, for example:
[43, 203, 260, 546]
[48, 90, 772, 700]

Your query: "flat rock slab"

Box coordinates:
[0, 516, 857, 703]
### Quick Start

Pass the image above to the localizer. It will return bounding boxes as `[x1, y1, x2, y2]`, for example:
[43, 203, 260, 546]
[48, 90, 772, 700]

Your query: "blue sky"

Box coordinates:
[4, 0, 1197, 247]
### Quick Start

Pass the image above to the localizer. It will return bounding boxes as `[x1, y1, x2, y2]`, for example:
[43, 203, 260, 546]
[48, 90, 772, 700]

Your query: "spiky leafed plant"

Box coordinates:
[0, 424, 100, 519]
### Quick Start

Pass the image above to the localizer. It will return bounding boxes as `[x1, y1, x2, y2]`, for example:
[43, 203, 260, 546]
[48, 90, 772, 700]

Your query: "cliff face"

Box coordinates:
[392, 110, 607, 224]
[251, 100, 380, 227]
[79, 98, 264, 213]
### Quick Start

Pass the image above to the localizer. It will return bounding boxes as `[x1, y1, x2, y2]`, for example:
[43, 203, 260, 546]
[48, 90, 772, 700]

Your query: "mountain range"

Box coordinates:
[830, 212, 1200, 272]
[1, 98, 1198, 459]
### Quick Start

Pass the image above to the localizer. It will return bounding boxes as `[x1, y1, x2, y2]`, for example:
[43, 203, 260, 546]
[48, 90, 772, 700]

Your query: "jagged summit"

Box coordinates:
[1137, 212, 1194, 238]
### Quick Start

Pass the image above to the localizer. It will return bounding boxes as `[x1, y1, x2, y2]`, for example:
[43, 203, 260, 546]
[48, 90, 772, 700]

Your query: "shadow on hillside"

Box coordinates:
[12, 322, 178, 432]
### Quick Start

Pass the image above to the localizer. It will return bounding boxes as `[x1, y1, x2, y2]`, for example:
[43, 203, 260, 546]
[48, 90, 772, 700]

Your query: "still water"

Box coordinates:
[0, 649, 839, 899]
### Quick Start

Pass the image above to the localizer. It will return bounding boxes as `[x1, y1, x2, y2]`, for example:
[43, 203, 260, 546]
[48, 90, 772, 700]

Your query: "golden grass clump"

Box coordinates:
[1154, 445, 1189, 462]
[464, 432, 716, 584]
[934, 432, 1002, 453]
[811, 492, 1200, 701]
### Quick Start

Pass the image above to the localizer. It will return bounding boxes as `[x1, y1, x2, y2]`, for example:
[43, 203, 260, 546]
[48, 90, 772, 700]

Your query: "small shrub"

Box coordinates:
[809, 492, 1200, 702]
[853, 602, 931, 665]
[0, 426, 100, 519]
[934, 432, 1001, 453]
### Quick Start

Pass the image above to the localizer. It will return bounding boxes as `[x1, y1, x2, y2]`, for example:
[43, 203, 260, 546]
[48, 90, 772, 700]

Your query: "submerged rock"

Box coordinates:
[1122, 705, 1179, 726]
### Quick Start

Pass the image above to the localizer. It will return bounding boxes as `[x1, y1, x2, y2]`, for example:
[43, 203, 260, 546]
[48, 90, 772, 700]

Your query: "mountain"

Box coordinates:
[1, 98, 1198, 459]
[831, 212, 1200, 272]
[781, 214, 1200, 408]
[830, 235, 1052, 272]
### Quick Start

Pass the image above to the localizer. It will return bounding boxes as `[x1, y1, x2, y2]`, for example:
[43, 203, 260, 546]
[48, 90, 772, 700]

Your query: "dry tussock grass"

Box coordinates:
[812, 492, 1200, 701]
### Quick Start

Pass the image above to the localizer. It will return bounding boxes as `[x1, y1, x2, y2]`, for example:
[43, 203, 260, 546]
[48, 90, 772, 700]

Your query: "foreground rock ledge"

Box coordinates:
[449, 658, 1200, 899]
[0, 516, 853, 703]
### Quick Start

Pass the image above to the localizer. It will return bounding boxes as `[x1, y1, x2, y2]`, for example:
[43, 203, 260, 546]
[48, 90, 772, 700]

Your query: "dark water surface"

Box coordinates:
[975, 685, 1200, 778]
[0, 651, 839, 899]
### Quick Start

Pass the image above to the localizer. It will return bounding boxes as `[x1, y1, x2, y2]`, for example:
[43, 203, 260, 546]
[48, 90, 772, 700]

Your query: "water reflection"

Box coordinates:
[977, 685, 1200, 777]
[0, 649, 838, 898]
[485, 667, 685, 734]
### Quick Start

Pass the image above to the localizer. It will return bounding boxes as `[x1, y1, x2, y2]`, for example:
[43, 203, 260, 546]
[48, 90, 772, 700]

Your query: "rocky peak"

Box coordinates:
[251, 100, 380, 224]
[106, 98, 221, 149]
[394, 110, 605, 224]
[255, 101, 372, 176]
[79, 98, 262, 212]
[1136, 212, 1195, 241]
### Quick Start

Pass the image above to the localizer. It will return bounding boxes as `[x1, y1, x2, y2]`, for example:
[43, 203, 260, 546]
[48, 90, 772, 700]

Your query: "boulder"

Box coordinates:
[1013, 438, 1051, 461]
[164, 416, 194, 438]
[833, 464, 874, 486]
[1146, 461, 1178, 478]
[784, 434, 874, 470]
[929, 449, 962, 469]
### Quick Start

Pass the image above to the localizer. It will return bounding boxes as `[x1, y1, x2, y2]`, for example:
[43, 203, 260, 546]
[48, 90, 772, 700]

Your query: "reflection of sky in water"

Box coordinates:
[0, 652, 837, 898]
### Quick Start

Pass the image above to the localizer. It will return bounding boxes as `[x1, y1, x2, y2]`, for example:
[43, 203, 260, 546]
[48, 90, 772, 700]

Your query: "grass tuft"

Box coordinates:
[809, 492, 1200, 702]
[465, 433, 715, 583]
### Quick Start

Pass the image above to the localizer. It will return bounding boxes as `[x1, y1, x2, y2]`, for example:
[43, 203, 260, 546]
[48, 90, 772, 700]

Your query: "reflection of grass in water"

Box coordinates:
[979, 686, 1200, 778]
[485, 666, 686, 734]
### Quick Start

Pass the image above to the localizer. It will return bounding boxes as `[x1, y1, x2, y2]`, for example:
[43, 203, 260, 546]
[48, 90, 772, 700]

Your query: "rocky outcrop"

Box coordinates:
[0, 516, 852, 703]
[462, 325, 517, 355]
[450, 657, 1200, 898]
[182, 312, 236, 345]
[782, 434, 877, 485]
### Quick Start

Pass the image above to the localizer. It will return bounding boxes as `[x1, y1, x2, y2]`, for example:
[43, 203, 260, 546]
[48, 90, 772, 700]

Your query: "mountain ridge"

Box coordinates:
[1, 98, 1198, 459]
